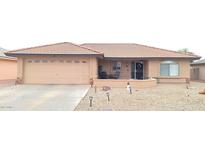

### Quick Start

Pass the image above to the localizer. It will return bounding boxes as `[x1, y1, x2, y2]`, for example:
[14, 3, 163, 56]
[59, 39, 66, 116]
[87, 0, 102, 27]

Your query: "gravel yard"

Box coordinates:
[75, 82, 205, 111]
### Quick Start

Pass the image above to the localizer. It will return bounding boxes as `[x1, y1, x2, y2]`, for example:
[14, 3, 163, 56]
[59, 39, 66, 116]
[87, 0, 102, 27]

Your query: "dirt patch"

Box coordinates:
[75, 82, 205, 111]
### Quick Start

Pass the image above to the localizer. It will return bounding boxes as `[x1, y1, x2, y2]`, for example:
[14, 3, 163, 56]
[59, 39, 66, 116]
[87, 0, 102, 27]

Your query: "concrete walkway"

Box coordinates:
[0, 85, 89, 111]
[0, 79, 16, 87]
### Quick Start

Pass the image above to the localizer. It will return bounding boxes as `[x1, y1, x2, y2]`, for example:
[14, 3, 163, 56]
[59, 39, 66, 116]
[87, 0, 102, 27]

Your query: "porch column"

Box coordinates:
[89, 57, 98, 79]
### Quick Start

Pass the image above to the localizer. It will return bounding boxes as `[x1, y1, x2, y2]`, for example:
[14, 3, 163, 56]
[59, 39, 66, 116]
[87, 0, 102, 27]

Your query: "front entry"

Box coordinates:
[131, 61, 144, 80]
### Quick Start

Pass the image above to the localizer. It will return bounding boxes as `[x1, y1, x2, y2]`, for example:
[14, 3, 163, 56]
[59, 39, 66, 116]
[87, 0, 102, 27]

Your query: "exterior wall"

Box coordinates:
[0, 59, 17, 80]
[98, 59, 131, 79]
[17, 55, 98, 84]
[157, 78, 187, 83]
[147, 60, 160, 77]
[16, 56, 191, 84]
[143, 60, 149, 79]
[94, 79, 157, 88]
[17, 57, 24, 81]
[180, 60, 191, 78]
[90, 57, 98, 79]
[98, 59, 190, 83]
[98, 60, 149, 79]
[147, 59, 191, 83]
[191, 64, 205, 81]
[120, 61, 131, 79]
[190, 66, 199, 80]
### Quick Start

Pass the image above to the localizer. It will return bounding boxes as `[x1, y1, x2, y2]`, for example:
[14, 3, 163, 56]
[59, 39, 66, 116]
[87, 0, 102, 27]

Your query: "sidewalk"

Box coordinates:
[0, 79, 16, 87]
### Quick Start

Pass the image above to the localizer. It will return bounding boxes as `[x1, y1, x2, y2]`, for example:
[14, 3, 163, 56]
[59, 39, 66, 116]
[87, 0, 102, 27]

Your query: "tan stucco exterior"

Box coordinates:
[147, 60, 190, 78]
[17, 56, 97, 84]
[191, 64, 205, 81]
[93, 78, 157, 88]
[147, 60, 191, 83]
[16, 56, 191, 85]
[6, 42, 198, 86]
[98, 59, 191, 83]
[98, 60, 132, 79]
[0, 59, 17, 80]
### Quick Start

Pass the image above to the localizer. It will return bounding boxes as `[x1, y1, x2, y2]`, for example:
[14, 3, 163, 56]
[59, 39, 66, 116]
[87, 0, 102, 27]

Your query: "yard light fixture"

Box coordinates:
[90, 78, 94, 87]
[186, 84, 190, 89]
[106, 92, 110, 102]
[94, 85, 97, 93]
[89, 96, 93, 107]
[127, 82, 132, 94]
[129, 86, 132, 94]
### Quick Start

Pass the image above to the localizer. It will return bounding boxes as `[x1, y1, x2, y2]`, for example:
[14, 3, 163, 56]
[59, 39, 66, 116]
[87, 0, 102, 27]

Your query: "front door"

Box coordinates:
[131, 61, 144, 79]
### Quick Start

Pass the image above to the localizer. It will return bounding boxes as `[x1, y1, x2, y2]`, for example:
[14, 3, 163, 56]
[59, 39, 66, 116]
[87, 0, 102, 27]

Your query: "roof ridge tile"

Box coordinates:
[6, 42, 67, 53]
[133, 43, 197, 57]
[6, 42, 103, 55]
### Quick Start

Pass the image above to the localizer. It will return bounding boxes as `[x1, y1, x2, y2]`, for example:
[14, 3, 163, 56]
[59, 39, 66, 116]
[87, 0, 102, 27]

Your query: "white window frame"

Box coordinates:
[112, 61, 121, 72]
[160, 61, 179, 77]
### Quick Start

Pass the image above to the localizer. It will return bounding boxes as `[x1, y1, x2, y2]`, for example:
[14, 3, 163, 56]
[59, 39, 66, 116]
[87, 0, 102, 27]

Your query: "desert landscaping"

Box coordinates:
[75, 82, 205, 111]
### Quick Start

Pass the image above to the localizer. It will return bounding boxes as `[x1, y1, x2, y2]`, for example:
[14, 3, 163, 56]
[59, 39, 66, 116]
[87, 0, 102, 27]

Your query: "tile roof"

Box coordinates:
[5, 42, 103, 56]
[0, 48, 16, 60]
[191, 59, 205, 65]
[81, 43, 200, 59]
[5, 42, 201, 60]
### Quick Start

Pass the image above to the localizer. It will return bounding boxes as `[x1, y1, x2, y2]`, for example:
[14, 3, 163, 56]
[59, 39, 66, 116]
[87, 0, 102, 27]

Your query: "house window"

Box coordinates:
[42, 60, 48, 63]
[82, 61, 87, 63]
[66, 60, 72, 63]
[50, 60, 56, 63]
[34, 60, 40, 63]
[112, 61, 121, 71]
[74, 60, 80, 63]
[160, 61, 179, 76]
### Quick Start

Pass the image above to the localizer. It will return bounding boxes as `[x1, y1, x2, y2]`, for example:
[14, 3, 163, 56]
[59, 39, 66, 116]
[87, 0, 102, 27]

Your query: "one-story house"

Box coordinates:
[0, 48, 17, 81]
[5, 42, 200, 87]
[191, 59, 205, 81]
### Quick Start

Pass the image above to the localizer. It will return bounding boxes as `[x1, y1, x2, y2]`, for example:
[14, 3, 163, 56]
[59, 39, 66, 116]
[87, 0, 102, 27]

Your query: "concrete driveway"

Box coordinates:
[0, 85, 89, 111]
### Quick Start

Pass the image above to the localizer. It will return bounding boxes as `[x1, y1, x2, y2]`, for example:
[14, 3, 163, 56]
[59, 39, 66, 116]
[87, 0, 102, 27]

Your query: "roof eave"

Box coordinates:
[191, 62, 205, 65]
[5, 53, 103, 57]
[103, 56, 201, 60]
[0, 56, 17, 61]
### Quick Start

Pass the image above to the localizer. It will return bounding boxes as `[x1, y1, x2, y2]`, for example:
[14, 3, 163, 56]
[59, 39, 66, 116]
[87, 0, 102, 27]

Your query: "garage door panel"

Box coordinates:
[23, 58, 90, 84]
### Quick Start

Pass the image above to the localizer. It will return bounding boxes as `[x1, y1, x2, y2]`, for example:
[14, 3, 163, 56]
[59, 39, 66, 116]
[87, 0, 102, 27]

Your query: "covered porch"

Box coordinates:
[93, 59, 157, 88]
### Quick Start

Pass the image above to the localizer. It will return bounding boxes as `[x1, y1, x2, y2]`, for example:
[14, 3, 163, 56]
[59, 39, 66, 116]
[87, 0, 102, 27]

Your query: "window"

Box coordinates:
[50, 60, 56, 63]
[160, 61, 179, 76]
[112, 61, 121, 71]
[82, 61, 87, 63]
[27, 60, 32, 63]
[66, 60, 72, 63]
[42, 60, 48, 63]
[34, 60, 40, 63]
[74, 60, 80, 63]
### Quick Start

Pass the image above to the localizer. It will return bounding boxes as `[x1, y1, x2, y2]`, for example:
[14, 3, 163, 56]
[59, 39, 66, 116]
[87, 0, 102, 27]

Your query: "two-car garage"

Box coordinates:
[5, 42, 101, 85]
[23, 56, 91, 84]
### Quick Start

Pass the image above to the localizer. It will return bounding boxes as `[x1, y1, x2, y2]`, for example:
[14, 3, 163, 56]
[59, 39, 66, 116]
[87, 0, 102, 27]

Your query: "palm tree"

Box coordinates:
[178, 48, 194, 55]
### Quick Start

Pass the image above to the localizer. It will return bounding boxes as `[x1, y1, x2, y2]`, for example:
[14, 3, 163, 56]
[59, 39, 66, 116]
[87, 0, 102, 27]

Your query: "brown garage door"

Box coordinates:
[23, 57, 90, 84]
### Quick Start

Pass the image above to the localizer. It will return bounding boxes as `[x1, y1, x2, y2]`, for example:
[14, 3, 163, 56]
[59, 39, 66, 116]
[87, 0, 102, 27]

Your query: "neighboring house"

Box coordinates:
[0, 47, 17, 81]
[5, 42, 200, 87]
[190, 59, 205, 81]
